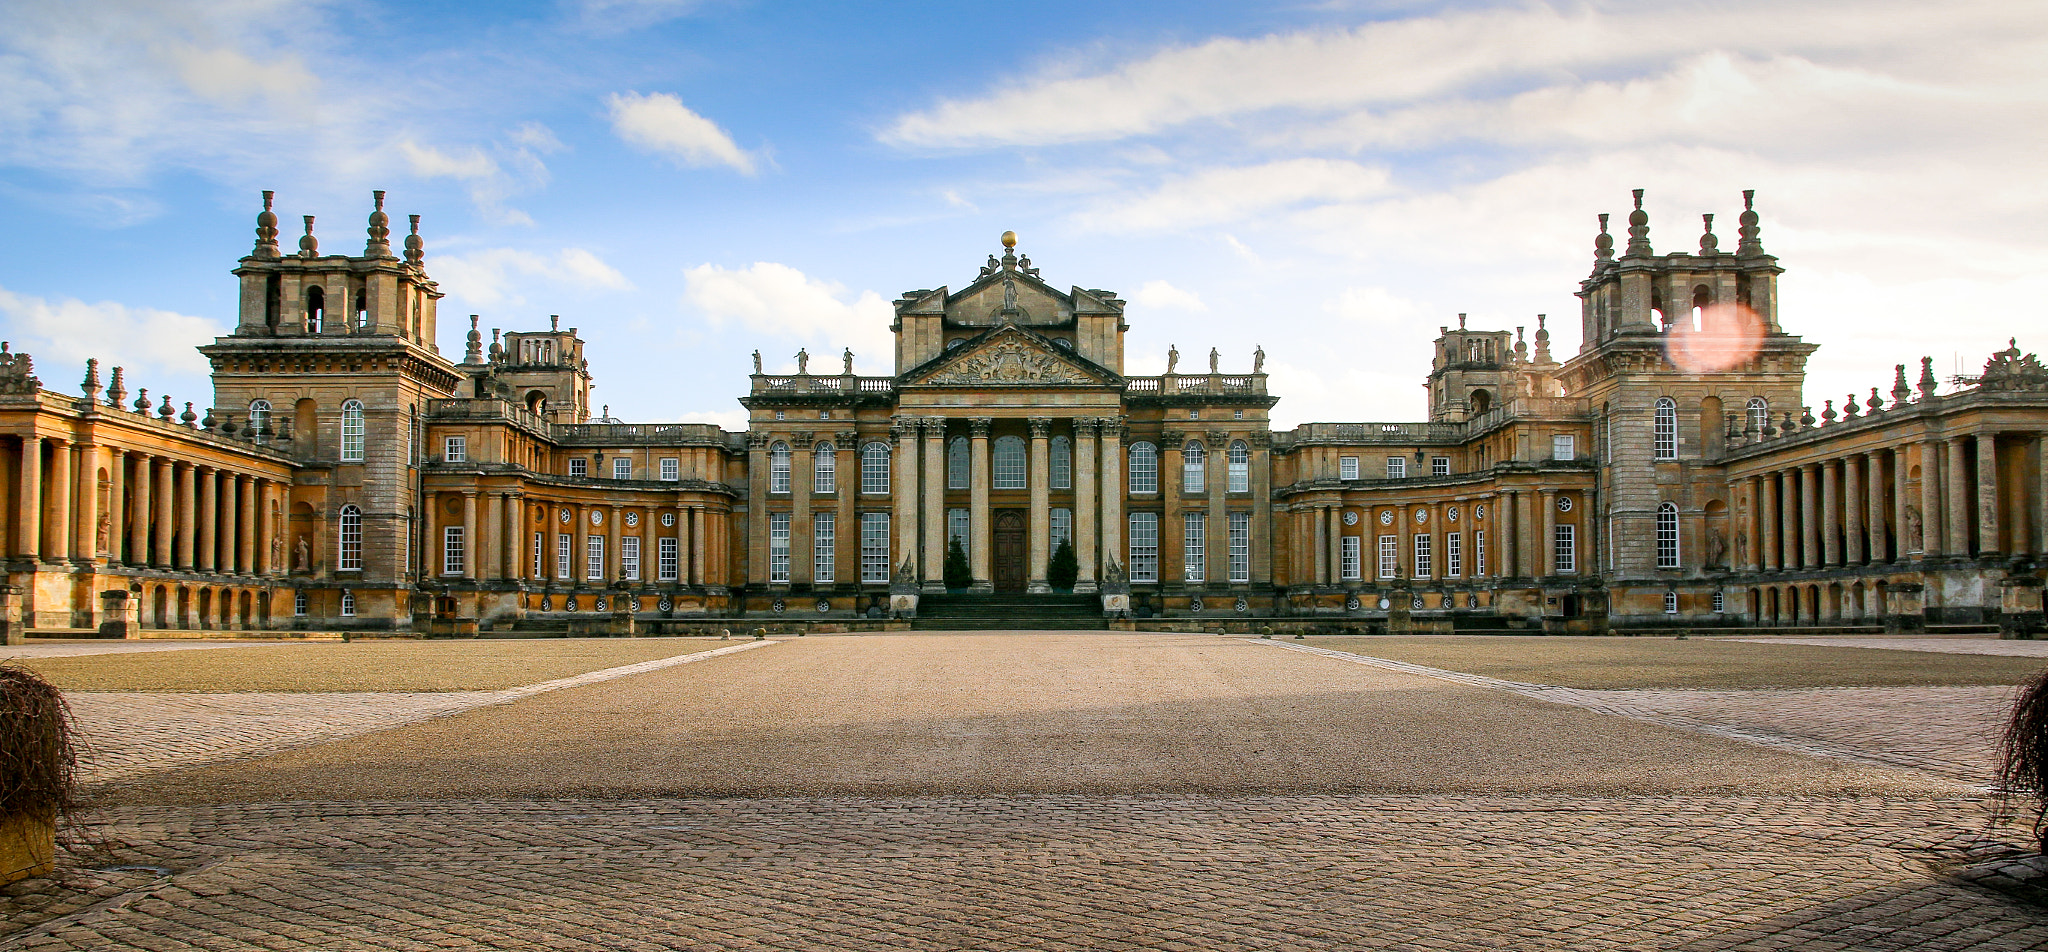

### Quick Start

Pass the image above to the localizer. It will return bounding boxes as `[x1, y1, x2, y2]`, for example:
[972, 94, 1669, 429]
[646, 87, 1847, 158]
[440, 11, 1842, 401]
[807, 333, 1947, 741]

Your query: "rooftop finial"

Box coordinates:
[1698, 213, 1718, 255]
[1534, 314, 1552, 363]
[1000, 230, 1018, 270]
[550, 314, 560, 331]
[298, 215, 318, 257]
[254, 190, 281, 259]
[1457, 312, 1467, 329]
[1736, 189, 1765, 256]
[365, 190, 392, 257]
[1594, 212, 1614, 267]
[464, 314, 483, 364]
[403, 214, 424, 267]
[80, 357, 100, 398]
[1625, 188, 1652, 256]
[1918, 356, 1939, 399]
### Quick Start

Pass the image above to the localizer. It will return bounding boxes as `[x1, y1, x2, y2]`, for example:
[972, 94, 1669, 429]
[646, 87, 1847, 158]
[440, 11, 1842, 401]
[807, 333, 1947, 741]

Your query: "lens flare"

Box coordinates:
[1665, 303, 1764, 374]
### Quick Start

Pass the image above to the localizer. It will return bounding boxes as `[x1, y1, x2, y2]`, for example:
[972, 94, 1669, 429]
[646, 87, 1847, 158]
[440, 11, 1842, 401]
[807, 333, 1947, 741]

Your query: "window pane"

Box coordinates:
[993, 436, 1026, 489]
[1050, 437, 1071, 490]
[1228, 442, 1249, 493]
[769, 513, 790, 583]
[586, 534, 605, 580]
[813, 443, 835, 493]
[659, 536, 679, 581]
[813, 511, 834, 584]
[622, 535, 641, 581]
[769, 442, 791, 493]
[442, 526, 464, 575]
[1129, 443, 1157, 494]
[862, 444, 890, 493]
[1182, 442, 1206, 494]
[1341, 536, 1361, 581]
[660, 457, 679, 481]
[860, 513, 890, 582]
[947, 437, 969, 490]
[1228, 511, 1250, 582]
[1183, 512, 1205, 583]
[1128, 512, 1159, 582]
[1377, 535, 1397, 579]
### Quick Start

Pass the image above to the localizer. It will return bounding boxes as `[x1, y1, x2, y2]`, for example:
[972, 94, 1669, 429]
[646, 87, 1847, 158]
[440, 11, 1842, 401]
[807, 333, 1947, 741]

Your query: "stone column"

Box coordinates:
[1862, 452, 1883, 563]
[44, 438, 70, 561]
[198, 468, 217, 572]
[2038, 434, 2048, 558]
[154, 458, 174, 567]
[1945, 438, 1969, 556]
[1797, 465, 1818, 570]
[1976, 433, 2001, 557]
[72, 442, 97, 564]
[461, 491, 479, 580]
[1821, 459, 1841, 567]
[128, 453, 150, 564]
[509, 494, 527, 581]
[1098, 418, 1123, 576]
[484, 491, 504, 579]
[1073, 419, 1099, 592]
[792, 435, 814, 586]
[1540, 490, 1558, 576]
[1520, 491, 1540, 578]
[835, 432, 858, 591]
[1757, 473, 1777, 571]
[1250, 437, 1273, 585]
[1890, 448, 1908, 561]
[174, 463, 195, 568]
[1312, 505, 1329, 584]
[238, 476, 257, 574]
[922, 419, 946, 592]
[689, 506, 705, 587]
[1206, 431, 1228, 586]
[219, 472, 238, 574]
[105, 450, 125, 564]
[968, 418, 992, 591]
[1499, 491, 1517, 577]
[1027, 417, 1052, 593]
[1843, 455, 1864, 565]
[261, 480, 281, 577]
[893, 418, 921, 580]
[12, 437, 39, 560]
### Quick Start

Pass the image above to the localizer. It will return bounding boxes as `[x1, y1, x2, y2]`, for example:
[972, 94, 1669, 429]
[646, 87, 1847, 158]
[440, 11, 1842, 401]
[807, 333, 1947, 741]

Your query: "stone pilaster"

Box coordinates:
[462, 491, 479, 580]
[968, 417, 992, 592]
[922, 418, 946, 593]
[1027, 417, 1051, 593]
[1946, 438, 1969, 556]
[1977, 433, 2001, 556]
[1919, 440, 1942, 557]
[1073, 419, 1099, 593]
[198, 468, 217, 572]
[1097, 418, 1124, 580]
[1821, 459, 1841, 567]
[792, 432, 814, 587]
[1540, 489, 1558, 576]
[1844, 455, 1864, 564]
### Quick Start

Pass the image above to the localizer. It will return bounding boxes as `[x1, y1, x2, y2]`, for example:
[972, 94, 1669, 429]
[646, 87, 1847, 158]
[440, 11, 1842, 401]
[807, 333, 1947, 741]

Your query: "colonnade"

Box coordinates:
[1294, 488, 1575, 586]
[1740, 431, 2047, 572]
[445, 491, 727, 589]
[10, 434, 283, 576]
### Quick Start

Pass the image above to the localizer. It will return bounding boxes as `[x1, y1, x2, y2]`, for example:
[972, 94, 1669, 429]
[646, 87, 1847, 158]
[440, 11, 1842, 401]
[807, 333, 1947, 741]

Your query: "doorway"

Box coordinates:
[994, 510, 1026, 593]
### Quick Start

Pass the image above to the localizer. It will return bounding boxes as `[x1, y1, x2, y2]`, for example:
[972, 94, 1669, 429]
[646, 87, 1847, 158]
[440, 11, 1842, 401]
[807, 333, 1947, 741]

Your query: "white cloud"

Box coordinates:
[607, 92, 757, 174]
[682, 262, 894, 365]
[0, 286, 225, 403]
[399, 124, 562, 226]
[1325, 286, 1424, 328]
[1073, 158, 1390, 232]
[434, 247, 633, 309]
[1130, 280, 1208, 312]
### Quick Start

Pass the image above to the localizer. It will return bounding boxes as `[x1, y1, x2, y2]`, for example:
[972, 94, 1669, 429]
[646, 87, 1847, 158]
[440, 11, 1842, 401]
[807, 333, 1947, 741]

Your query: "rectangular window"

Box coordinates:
[1447, 531, 1462, 577]
[815, 451, 835, 494]
[1183, 512, 1206, 583]
[861, 447, 889, 494]
[813, 511, 834, 584]
[947, 508, 970, 548]
[1377, 534, 1397, 579]
[1413, 533, 1432, 578]
[1128, 513, 1159, 583]
[1475, 530, 1487, 576]
[1385, 456, 1406, 479]
[613, 457, 632, 480]
[444, 435, 466, 463]
[533, 532, 543, 579]
[568, 458, 587, 478]
[1554, 524, 1576, 574]
[768, 513, 791, 583]
[557, 533, 572, 579]
[1431, 456, 1450, 477]
[659, 457, 679, 481]
[1712, 590, 1725, 612]
[1050, 508, 1072, 551]
[586, 534, 605, 580]
[860, 513, 890, 583]
[338, 514, 362, 570]
[1340, 456, 1359, 480]
[622, 535, 641, 581]
[1340, 536, 1361, 581]
[1129, 447, 1158, 494]
[658, 537, 679, 582]
[442, 526, 465, 575]
[1051, 439, 1072, 490]
[1228, 511, 1250, 583]
[293, 590, 307, 616]
[1552, 435, 1575, 461]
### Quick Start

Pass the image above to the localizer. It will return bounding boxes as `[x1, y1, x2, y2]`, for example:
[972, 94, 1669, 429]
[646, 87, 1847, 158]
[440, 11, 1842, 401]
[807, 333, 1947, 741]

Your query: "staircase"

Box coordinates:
[912, 593, 1107, 631]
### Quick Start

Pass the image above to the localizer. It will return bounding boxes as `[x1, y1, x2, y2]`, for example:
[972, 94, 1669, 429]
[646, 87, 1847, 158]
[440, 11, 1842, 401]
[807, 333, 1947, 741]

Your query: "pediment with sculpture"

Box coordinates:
[908, 330, 1113, 389]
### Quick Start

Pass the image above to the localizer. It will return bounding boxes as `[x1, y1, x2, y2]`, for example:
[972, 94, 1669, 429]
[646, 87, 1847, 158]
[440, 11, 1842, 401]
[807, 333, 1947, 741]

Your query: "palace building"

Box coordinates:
[1, 189, 2044, 638]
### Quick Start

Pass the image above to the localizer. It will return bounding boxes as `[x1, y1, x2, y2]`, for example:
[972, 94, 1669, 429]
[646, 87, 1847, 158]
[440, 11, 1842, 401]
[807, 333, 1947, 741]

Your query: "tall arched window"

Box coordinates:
[1182, 441, 1206, 493]
[305, 286, 324, 334]
[1653, 398, 1678, 460]
[340, 400, 365, 462]
[813, 441, 836, 493]
[1656, 502, 1680, 569]
[1746, 397, 1769, 432]
[248, 399, 272, 443]
[861, 442, 891, 494]
[1228, 441, 1250, 493]
[1050, 436, 1071, 490]
[768, 442, 791, 493]
[947, 436, 969, 490]
[993, 436, 1026, 489]
[1129, 442, 1158, 494]
[338, 505, 362, 570]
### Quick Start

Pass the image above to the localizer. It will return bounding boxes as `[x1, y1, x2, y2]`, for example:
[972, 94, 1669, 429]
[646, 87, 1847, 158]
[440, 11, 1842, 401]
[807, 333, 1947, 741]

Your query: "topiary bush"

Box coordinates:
[1997, 666, 2048, 852]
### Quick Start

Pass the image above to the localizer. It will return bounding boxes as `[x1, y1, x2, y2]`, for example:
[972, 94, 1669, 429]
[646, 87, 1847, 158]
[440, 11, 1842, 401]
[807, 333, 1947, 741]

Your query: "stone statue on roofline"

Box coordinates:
[1208, 347, 1219, 374]
[751, 350, 762, 373]
[1166, 345, 1179, 375]
[1253, 345, 1265, 373]
[796, 348, 809, 374]
[842, 347, 854, 375]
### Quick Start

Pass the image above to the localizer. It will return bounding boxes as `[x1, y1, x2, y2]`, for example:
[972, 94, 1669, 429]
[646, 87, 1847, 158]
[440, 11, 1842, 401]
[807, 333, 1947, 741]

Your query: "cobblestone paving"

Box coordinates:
[1261, 640, 2011, 784]
[66, 641, 773, 784]
[6, 796, 2045, 951]
[1726, 637, 2048, 658]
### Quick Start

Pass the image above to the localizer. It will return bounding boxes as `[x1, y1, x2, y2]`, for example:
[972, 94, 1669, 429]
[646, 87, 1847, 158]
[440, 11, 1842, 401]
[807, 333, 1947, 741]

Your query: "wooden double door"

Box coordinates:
[993, 509, 1027, 593]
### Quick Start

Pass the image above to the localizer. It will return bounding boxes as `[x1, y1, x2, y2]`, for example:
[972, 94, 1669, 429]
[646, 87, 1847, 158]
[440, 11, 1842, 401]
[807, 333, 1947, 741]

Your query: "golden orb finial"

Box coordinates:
[1000, 230, 1017, 250]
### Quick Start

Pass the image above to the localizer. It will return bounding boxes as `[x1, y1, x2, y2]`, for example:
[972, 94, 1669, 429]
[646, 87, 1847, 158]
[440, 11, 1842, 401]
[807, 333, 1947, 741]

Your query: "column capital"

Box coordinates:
[921, 416, 948, 435]
[745, 431, 772, 449]
[788, 431, 815, 448]
[1027, 417, 1052, 438]
[969, 417, 993, 438]
[835, 430, 861, 446]
[1160, 428, 1186, 446]
[1206, 429, 1230, 446]
[889, 416, 918, 438]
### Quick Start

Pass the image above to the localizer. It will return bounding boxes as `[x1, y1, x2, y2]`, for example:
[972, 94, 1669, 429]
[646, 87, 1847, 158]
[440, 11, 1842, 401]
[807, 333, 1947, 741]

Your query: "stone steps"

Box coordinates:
[913, 594, 1106, 631]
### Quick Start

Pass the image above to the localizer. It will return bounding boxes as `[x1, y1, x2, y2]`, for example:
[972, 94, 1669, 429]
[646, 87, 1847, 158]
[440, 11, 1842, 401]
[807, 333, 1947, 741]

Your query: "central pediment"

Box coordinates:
[904, 325, 1120, 389]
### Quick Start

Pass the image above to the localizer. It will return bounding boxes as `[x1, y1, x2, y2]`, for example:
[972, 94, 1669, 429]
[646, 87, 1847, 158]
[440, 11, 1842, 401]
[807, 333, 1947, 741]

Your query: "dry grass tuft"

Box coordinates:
[1997, 667, 2048, 852]
[0, 665, 78, 819]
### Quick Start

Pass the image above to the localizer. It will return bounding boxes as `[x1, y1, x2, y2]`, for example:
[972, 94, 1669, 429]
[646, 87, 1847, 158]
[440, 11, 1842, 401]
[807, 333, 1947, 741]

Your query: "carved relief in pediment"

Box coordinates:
[922, 337, 1097, 387]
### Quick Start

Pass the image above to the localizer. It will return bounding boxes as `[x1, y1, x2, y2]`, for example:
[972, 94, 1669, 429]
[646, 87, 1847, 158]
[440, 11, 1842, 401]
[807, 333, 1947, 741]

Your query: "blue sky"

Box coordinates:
[2, 0, 2043, 429]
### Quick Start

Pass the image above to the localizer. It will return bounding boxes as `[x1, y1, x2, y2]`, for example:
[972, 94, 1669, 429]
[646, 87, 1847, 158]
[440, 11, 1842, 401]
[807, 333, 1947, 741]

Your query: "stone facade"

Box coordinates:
[2, 190, 2043, 635]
